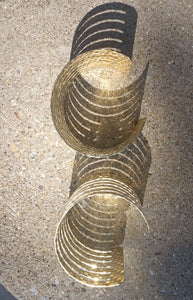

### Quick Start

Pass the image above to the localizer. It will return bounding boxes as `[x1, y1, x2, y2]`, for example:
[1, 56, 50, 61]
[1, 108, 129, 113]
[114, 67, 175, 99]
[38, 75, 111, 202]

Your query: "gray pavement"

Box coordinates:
[0, 0, 193, 299]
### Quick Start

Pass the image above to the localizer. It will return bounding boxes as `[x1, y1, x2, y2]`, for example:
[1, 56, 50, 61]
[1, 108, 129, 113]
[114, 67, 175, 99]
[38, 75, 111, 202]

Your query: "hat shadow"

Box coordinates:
[71, 2, 138, 60]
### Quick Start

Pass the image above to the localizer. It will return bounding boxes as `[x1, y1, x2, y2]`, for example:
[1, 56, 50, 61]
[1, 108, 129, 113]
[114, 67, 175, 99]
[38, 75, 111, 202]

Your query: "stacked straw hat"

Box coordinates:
[51, 3, 151, 287]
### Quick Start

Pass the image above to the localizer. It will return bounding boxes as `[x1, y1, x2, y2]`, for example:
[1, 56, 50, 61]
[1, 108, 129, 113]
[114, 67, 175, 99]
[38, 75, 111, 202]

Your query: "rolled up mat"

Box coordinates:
[51, 48, 148, 156]
[55, 134, 151, 287]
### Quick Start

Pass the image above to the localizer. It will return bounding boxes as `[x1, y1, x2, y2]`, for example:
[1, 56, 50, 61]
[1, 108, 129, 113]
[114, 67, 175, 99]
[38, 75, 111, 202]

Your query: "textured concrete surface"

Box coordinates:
[0, 0, 193, 299]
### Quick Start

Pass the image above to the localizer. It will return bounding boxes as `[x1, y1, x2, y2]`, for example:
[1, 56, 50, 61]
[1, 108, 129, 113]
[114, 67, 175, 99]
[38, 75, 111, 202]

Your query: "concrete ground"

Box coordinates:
[0, 0, 193, 299]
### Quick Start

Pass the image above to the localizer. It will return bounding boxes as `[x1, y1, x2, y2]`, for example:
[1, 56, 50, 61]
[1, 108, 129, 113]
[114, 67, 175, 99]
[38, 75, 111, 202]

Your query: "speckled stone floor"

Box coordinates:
[0, 0, 193, 299]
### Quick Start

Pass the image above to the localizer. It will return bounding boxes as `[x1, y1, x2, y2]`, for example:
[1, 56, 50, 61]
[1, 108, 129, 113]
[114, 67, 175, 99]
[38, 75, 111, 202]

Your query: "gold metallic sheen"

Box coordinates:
[55, 134, 151, 287]
[51, 49, 147, 157]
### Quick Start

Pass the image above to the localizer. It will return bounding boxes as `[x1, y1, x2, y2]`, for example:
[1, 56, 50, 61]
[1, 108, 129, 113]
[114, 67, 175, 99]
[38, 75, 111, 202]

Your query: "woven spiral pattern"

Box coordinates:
[51, 49, 147, 156]
[55, 135, 151, 286]
[52, 3, 150, 287]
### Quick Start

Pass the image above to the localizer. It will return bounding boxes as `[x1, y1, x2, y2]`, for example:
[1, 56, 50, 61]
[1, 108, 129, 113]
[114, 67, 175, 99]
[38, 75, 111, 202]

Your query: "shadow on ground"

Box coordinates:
[0, 284, 17, 300]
